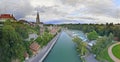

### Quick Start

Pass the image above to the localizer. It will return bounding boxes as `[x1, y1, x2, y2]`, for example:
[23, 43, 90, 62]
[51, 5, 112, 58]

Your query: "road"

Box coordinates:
[26, 33, 60, 62]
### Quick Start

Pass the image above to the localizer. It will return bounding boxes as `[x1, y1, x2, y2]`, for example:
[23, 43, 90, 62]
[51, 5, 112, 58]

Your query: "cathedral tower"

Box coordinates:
[36, 12, 40, 24]
[36, 12, 44, 35]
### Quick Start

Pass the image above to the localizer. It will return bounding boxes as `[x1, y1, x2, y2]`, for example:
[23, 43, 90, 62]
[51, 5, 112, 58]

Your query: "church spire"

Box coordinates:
[36, 12, 40, 24]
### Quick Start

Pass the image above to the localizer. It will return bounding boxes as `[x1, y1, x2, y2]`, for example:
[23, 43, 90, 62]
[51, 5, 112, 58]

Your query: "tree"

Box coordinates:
[73, 36, 82, 44]
[108, 33, 114, 42]
[44, 27, 49, 33]
[35, 36, 42, 45]
[12, 23, 29, 39]
[23, 41, 33, 57]
[42, 32, 53, 45]
[34, 25, 40, 35]
[91, 35, 113, 55]
[4, 19, 11, 25]
[87, 30, 98, 40]
[35, 32, 53, 47]
[73, 37, 88, 56]
[0, 25, 25, 62]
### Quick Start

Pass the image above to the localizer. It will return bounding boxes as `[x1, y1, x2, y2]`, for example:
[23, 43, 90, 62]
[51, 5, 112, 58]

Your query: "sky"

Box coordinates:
[0, 0, 120, 24]
[114, 0, 120, 6]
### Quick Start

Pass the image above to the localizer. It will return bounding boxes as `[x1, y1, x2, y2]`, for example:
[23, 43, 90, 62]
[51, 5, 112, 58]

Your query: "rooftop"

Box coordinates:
[30, 42, 40, 51]
[0, 14, 15, 19]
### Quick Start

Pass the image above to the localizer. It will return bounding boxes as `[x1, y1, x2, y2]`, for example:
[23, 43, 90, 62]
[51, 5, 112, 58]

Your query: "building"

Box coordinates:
[36, 12, 40, 25]
[18, 19, 29, 24]
[47, 25, 60, 35]
[29, 42, 40, 55]
[0, 14, 17, 35]
[0, 14, 17, 22]
[36, 12, 44, 35]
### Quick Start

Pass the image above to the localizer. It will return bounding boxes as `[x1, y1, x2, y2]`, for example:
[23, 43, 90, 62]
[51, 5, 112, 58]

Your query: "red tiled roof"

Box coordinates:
[51, 29, 56, 33]
[30, 42, 40, 51]
[0, 14, 14, 19]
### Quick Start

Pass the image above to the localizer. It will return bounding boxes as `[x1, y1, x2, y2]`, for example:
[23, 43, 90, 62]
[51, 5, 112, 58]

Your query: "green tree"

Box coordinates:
[44, 27, 49, 33]
[34, 25, 40, 35]
[12, 23, 29, 39]
[108, 33, 114, 42]
[87, 30, 98, 40]
[35, 36, 42, 45]
[73, 37, 88, 56]
[0, 25, 25, 62]
[4, 19, 11, 25]
[23, 41, 33, 57]
[35, 32, 53, 47]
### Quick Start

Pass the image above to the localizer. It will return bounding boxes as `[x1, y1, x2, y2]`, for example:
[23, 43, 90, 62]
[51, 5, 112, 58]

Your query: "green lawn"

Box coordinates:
[112, 44, 120, 59]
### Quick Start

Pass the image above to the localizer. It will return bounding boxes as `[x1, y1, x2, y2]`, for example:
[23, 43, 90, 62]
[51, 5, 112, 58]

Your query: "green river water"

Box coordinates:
[44, 31, 81, 62]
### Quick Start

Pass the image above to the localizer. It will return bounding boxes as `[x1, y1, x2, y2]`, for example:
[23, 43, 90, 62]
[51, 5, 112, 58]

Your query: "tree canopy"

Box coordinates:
[0, 25, 25, 62]
[87, 30, 98, 40]
[73, 37, 88, 56]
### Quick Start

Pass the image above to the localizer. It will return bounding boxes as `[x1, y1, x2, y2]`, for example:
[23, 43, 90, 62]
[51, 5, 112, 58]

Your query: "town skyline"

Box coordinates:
[1, 1, 120, 62]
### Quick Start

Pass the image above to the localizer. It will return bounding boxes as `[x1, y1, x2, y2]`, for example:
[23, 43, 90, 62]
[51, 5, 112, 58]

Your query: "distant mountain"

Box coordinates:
[44, 19, 89, 24]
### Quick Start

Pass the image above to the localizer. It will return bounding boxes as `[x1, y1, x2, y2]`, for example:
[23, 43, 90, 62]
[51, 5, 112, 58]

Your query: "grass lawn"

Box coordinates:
[112, 44, 120, 59]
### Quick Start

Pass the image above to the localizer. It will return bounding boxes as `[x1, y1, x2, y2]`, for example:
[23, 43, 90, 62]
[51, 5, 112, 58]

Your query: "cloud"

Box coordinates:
[60, 0, 115, 16]
[0, 0, 120, 24]
[0, 0, 33, 19]
[30, 0, 57, 7]
[58, 0, 120, 23]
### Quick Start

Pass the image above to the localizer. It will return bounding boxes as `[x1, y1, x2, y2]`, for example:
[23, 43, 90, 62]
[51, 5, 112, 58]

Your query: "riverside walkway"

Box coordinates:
[108, 42, 120, 62]
[26, 33, 61, 62]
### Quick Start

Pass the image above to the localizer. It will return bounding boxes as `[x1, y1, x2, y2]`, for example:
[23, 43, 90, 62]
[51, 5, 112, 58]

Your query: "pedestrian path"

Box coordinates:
[26, 33, 60, 62]
[108, 42, 120, 62]
[84, 53, 98, 62]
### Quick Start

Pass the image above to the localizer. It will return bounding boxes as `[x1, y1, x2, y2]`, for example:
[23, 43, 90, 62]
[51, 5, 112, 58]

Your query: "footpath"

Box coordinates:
[26, 33, 61, 62]
[108, 42, 120, 62]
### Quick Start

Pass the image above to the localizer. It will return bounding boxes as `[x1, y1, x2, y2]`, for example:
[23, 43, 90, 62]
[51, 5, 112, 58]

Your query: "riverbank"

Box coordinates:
[65, 30, 98, 62]
[26, 32, 61, 62]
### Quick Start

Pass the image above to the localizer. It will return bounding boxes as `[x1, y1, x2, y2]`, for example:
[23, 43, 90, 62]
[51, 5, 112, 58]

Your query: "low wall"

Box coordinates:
[39, 32, 61, 62]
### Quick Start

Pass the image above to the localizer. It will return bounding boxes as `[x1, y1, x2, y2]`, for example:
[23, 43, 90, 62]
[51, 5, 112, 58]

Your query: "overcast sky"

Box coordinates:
[0, 0, 120, 24]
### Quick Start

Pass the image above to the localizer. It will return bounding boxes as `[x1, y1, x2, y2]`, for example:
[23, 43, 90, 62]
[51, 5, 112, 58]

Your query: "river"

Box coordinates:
[44, 31, 81, 62]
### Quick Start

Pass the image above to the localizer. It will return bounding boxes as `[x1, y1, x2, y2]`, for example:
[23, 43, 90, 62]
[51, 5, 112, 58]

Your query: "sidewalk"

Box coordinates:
[26, 33, 61, 62]
[84, 53, 98, 62]
[108, 42, 120, 62]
